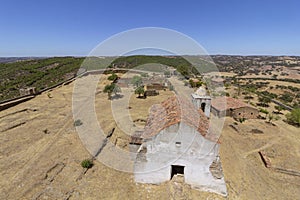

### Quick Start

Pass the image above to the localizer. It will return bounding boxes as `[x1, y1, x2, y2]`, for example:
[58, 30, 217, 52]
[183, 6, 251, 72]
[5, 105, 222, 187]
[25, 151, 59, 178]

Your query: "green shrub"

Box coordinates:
[141, 73, 148, 77]
[74, 119, 83, 127]
[108, 73, 118, 81]
[244, 95, 253, 99]
[239, 118, 246, 123]
[81, 159, 93, 169]
[131, 75, 143, 87]
[286, 108, 300, 126]
[279, 92, 293, 103]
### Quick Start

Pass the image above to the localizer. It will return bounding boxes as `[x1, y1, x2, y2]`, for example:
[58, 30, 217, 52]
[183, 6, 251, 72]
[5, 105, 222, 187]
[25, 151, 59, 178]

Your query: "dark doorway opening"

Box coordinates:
[171, 165, 185, 179]
[201, 103, 206, 112]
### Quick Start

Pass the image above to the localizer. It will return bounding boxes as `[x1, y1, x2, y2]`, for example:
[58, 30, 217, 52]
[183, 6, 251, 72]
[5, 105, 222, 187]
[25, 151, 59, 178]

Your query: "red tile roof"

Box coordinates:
[142, 96, 217, 142]
[211, 96, 255, 112]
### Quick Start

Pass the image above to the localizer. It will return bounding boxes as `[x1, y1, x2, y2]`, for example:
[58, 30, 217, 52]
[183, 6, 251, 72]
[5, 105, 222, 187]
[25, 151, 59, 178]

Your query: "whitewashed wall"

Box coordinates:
[134, 122, 227, 196]
[191, 94, 211, 118]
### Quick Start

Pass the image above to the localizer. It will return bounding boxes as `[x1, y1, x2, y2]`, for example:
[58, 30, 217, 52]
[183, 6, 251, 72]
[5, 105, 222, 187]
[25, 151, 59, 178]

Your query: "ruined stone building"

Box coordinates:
[19, 87, 37, 96]
[211, 96, 259, 119]
[133, 96, 227, 196]
[211, 78, 225, 87]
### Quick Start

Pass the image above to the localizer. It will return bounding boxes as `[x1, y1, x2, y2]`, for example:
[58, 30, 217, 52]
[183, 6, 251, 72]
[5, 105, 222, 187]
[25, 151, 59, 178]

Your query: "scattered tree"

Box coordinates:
[189, 79, 202, 88]
[131, 75, 143, 87]
[113, 84, 121, 96]
[279, 92, 293, 103]
[286, 108, 300, 126]
[267, 113, 280, 123]
[103, 83, 117, 100]
[258, 96, 271, 107]
[274, 105, 284, 114]
[74, 119, 83, 127]
[260, 108, 269, 118]
[108, 73, 118, 81]
[135, 86, 145, 98]
[164, 71, 171, 77]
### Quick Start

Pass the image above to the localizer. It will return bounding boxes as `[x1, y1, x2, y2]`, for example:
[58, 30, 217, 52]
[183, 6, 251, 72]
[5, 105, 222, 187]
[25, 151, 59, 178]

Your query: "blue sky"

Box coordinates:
[0, 0, 299, 56]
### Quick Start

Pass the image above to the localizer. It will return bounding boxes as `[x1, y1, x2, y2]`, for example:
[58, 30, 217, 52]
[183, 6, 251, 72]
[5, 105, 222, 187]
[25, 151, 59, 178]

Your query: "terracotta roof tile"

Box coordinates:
[142, 95, 217, 142]
[211, 96, 255, 112]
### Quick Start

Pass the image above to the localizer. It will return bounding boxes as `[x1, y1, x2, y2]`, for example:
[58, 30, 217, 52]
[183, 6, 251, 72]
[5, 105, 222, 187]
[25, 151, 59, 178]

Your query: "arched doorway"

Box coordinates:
[201, 102, 206, 112]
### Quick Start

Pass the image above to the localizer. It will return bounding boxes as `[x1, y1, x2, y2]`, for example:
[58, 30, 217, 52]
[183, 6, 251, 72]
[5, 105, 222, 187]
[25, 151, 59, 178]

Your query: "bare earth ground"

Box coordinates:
[0, 75, 299, 199]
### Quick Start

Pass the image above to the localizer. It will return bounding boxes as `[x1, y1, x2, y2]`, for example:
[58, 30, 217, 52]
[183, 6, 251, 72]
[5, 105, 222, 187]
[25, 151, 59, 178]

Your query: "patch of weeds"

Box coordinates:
[239, 118, 246, 123]
[43, 129, 50, 134]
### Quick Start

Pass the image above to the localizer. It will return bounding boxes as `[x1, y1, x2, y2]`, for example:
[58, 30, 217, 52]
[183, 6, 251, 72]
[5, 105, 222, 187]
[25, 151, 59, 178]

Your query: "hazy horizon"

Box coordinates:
[1, 53, 300, 58]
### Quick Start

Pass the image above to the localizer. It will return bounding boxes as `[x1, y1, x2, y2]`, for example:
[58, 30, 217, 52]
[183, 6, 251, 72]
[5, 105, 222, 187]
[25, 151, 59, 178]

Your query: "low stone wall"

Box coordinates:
[0, 95, 35, 111]
[0, 75, 78, 112]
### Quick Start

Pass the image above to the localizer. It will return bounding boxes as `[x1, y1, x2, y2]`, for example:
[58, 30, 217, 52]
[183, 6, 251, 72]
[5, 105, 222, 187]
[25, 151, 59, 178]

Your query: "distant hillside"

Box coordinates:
[0, 57, 45, 63]
[0, 55, 216, 101]
[73, 55, 215, 76]
[0, 57, 84, 101]
[108, 55, 217, 75]
[3, 55, 299, 102]
[211, 55, 300, 75]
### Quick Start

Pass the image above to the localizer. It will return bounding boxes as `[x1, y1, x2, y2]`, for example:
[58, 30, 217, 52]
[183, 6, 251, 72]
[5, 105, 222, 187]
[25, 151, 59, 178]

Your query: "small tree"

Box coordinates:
[286, 108, 300, 126]
[189, 79, 202, 88]
[268, 113, 280, 123]
[279, 92, 293, 103]
[135, 86, 145, 98]
[74, 119, 83, 127]
[258, 96, 271, 107]
[103, 83, 121, 99]
[113, 84, 121, 96]
[108, 73, 118, 81]
[274, 105, 284, 114]
[131, 75, 142, 87]
[103, 83, 115, 100]
[164, 71, 171, 77]
[260, 108, 269, 118]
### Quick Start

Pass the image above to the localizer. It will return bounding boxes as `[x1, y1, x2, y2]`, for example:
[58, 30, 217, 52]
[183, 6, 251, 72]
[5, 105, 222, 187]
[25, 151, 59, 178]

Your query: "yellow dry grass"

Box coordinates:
[0, 74, 299, 199]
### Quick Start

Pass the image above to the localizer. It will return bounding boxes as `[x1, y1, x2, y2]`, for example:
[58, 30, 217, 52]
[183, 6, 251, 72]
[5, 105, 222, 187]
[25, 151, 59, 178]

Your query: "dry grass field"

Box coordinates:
[0, 74, 299, 199]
